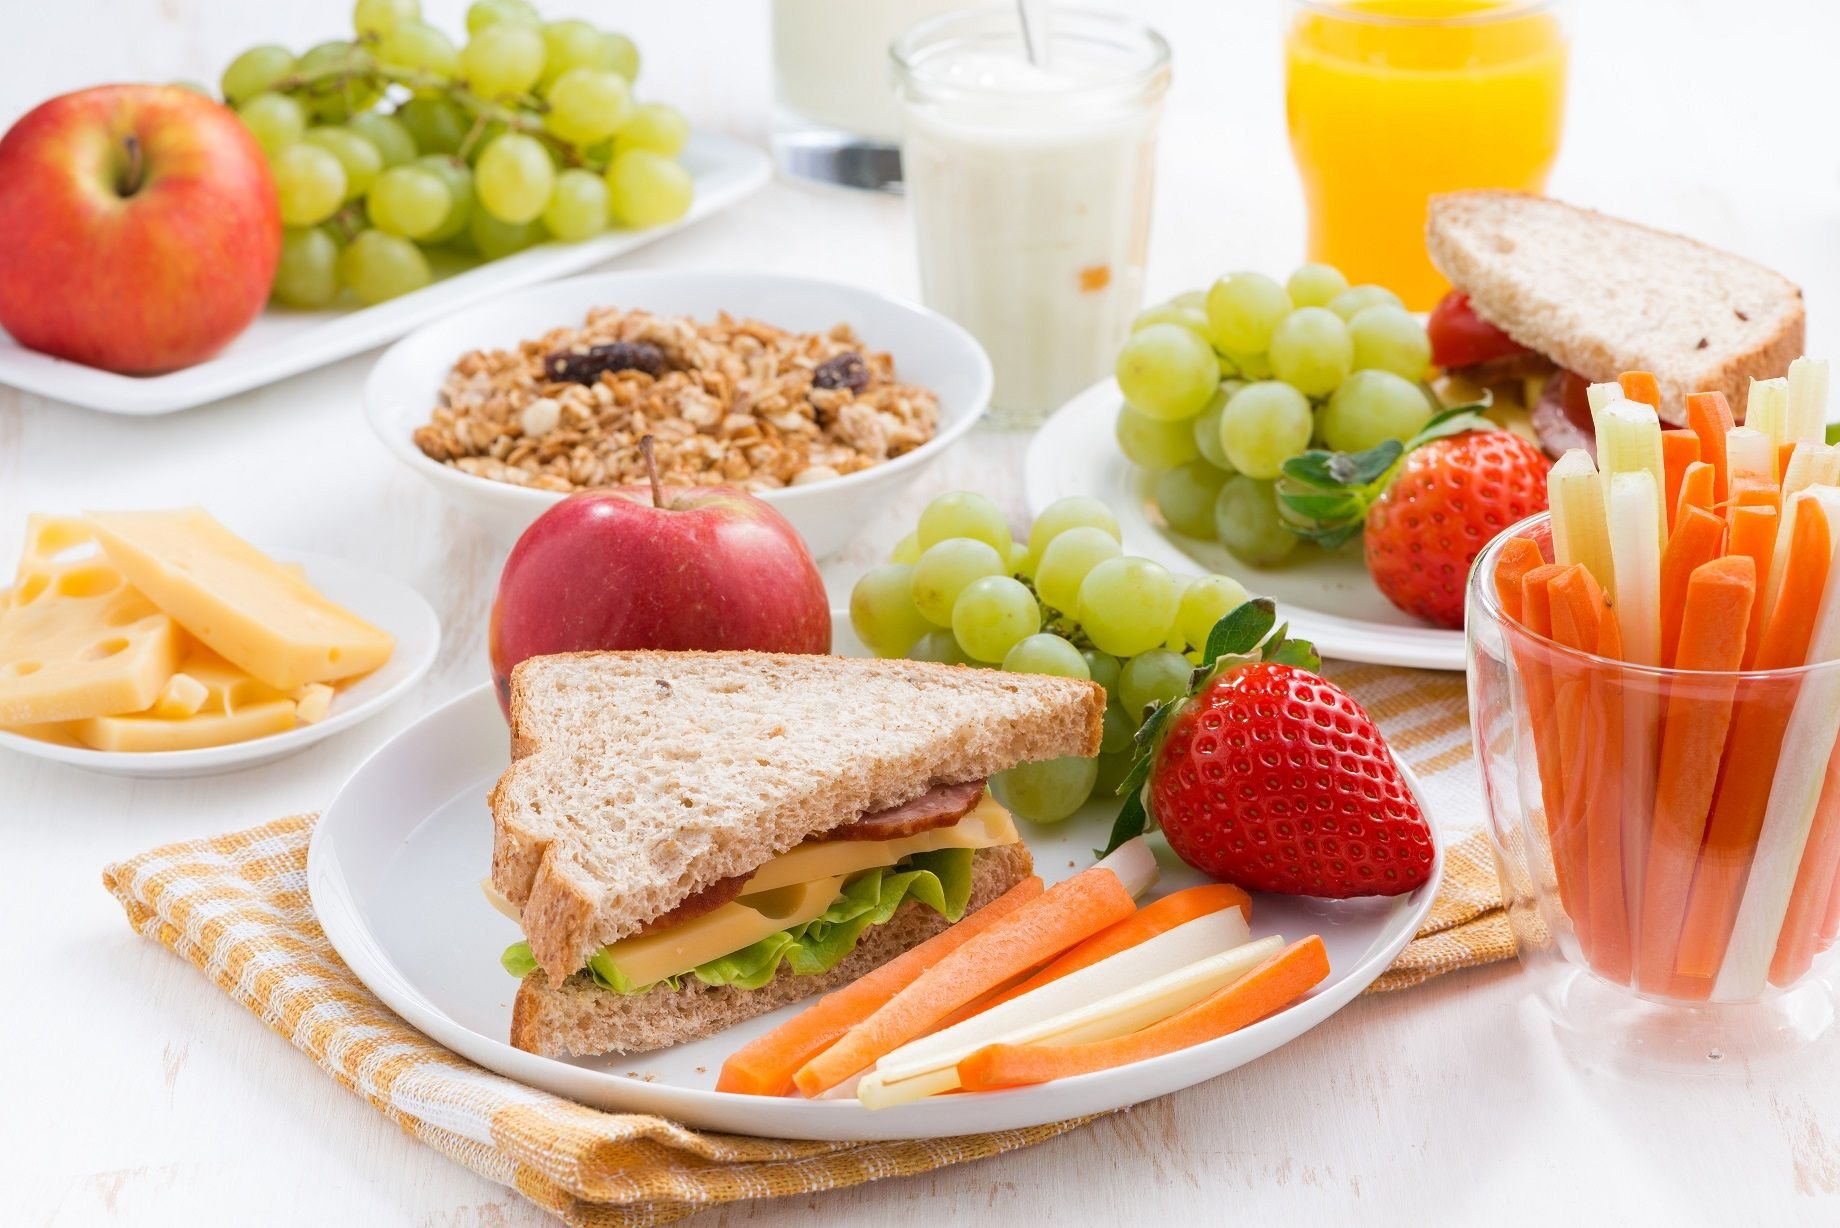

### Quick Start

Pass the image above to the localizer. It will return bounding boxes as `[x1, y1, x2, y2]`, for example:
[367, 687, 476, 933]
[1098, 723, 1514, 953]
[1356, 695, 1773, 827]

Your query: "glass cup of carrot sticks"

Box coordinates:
[1467, 361, 1840, 1059]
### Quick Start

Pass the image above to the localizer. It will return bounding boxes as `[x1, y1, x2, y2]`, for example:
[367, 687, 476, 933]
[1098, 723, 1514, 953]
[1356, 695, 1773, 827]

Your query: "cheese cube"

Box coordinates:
[293, 682, 335, 724]
[0, 516, 181, 724]
[71, 645, 298, 753]
[86, 508, 394, 690]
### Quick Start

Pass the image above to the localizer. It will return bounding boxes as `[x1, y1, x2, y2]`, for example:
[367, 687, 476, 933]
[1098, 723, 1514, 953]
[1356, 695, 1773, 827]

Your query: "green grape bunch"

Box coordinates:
[850, 493, 1255, 828]
[224, 0, 694, 309]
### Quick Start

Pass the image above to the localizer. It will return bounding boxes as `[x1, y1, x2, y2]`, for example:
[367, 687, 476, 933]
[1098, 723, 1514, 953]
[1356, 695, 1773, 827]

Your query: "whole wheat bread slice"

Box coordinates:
[509, 842, 1034, 1057]
[490, 651, 1104, 982]
[1426, 191, 1804, 423]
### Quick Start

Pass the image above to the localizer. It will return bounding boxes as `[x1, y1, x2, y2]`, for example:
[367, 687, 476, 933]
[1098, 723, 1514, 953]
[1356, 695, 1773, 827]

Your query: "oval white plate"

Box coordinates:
[0, 133, 768, 416]
[1026, 379, 1468, 671]
[364, 269, 992, 560]
[0, 549, 439, 777]
[309, 616, 1442, 1140]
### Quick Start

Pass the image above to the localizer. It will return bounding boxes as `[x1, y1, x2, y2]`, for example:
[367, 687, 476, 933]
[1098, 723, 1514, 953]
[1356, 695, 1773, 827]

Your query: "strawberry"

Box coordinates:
[1278, 408, 1550, 629]
[1105, 599, 1434, 897]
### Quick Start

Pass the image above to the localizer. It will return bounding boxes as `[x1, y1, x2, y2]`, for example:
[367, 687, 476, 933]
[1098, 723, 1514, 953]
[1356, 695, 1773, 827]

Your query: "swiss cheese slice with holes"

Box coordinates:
[0, 516, 182, 724]
[68, 643, 299, 752]
[86, 507, 394, 690]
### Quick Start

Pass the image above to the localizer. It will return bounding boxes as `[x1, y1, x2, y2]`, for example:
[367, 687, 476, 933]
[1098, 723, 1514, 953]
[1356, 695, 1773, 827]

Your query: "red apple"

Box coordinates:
[0, 84, 280, 374]
[490, 464, 832, 714]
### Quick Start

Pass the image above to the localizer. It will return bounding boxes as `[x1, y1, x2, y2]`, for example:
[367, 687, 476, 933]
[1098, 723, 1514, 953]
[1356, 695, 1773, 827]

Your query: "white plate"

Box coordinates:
[0, 549, 439, 777]
[363, 269, 992, 559]
[0, 134, 768, 416]
[308, 617, 1443, 1140]
[1026, 378, 1468, 671]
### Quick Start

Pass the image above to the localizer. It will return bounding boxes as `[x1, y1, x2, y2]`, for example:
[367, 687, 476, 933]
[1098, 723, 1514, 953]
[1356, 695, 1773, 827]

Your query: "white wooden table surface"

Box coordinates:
[6, 1, 1840, 1224]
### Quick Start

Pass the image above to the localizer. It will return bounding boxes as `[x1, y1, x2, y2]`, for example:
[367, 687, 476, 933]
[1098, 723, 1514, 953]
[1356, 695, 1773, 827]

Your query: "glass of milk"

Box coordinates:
[894, 7, 1170, 428]
[772, 0, 973, 191]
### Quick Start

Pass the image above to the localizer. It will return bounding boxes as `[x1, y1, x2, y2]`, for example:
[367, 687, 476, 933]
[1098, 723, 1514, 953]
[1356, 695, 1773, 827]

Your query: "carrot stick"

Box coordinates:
[1658, 507, 1726, 668]
[1687, 391, 1735, 506]
[1756, 495, 1831, 671]
[1635, 556, 1754, 993]
[1729, 478, 1782, 516]
[1661, 430, 1702, 532]
[1494, 536, 1546, 624]
[1619, 371, 1661, 409]
[1676, 461, 1716, 525]
[955, 884, 1253, 1022]
[1769, 737, 1840, 986]
[792, 864, 1136, 1096]
[1520, 564, 1584, 941]
[955, 936, 1331, 1091]
[1822, 863, 1840, 951]
[1727, 506, 1779, 667]
[1779, 441, 1799, 483]
[716, 875, 1046, 1095]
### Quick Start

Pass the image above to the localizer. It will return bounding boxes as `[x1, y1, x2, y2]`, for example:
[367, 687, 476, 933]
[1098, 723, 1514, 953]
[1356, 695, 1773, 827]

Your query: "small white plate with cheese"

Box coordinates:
[0, 545, 440, 778]
[307, 615, 1441, 1141]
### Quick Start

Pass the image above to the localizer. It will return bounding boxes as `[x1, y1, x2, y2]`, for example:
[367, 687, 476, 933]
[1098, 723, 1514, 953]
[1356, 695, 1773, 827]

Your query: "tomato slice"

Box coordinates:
[1427, 291, 1531, 370]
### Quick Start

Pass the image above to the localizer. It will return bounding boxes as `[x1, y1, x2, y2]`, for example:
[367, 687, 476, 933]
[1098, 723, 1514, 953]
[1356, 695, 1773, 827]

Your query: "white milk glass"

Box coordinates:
[772, 0, 972, 191]
[894, 7, 1170, 428]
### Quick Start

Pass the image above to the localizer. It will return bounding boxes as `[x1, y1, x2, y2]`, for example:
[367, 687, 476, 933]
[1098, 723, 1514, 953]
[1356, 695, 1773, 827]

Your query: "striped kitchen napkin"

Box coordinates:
[102, 664, 1509, 1227]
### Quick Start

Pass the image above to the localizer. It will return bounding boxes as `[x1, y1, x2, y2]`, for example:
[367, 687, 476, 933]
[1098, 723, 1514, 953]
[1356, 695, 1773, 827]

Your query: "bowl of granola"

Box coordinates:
[364, 270, 990, 558]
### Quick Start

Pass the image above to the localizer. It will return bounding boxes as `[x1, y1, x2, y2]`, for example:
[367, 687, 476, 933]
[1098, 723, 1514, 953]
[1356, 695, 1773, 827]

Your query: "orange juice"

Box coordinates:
[1285, 0, 1568, 308]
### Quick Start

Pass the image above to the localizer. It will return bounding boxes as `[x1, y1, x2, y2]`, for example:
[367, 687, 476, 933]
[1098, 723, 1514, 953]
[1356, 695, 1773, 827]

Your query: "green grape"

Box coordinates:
[336, 229, 431, 303]
[616, 102, 689, 157]
[544, 68, 632, 144]
[474, 133, 554, 223]
[1215, 476, 1299, 565]
[1206, 272, 1292, 353]
[1268, 307, 1353, 398]
[347, 113, 416, 166]
[1094, 747, 1134, 796]
[1035, 526, 1121, 614]
[270, 143, 347, 226]
[1320, 369, 1434, 452]
[1026, 496, 1120, 562]
[467, 203, 546, 257]
[1221, 348, 1273, 381]
[909, 628, 973, 666]
[918, 491, 1011, 557]
[850, 563, 930, 658]
[1120, 648, 1192, 720]
[541, 167, 610, 241]
[378, 20, 459, 78]
[295, 42, 383, 122]
[1077, 557, 1179, 658]
[1100, 705, 1134, 753]
[236, 92, 306, 156]
[1129, 302, 1210, 339]
[1220, 381, 1313, 480]
[1286, 263, 1349, 309]
[467, 0, 539, 35]
[539, 19, 614, 87]
[1002, 633, 1090, 679]
[1083, 649, 1122, 701]
[1115, 404, 1200, 469]
[910, 538, 1005, 626]
[221, 45, 295, 106]
[1327, 284, 1405, 321]
[605, 32, 641, 82]
[992, 756, 1098, 825]
[354, 0, 419, 38]
[271, 227, 340, 308]
[606, 148, 692, 227]
[1171, 289, 1206, 310]
[1192, 381, 1244, 471]
[1114, 323, 1217, 421]
[413, 154, 472, 242]
[463, 23, 546, 99]
[890, 531, 921, 565]
[301, 126, 382, 200]
[1154, 461, 1229, 539]
[951, 576, 1041, 662]
[1009, 541, 1032, 576]
[1175, 573, 1252, 653]
[396, 96, 468, 153]
[1348, 304, 1432, 382]
[366, 165, 449, 237]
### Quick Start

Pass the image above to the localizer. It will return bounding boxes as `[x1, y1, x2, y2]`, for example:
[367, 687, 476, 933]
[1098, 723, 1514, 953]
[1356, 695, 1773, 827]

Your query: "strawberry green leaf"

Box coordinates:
[1277, 491, 1363, 520]
[1287, 522, 1363, 550]
[1260, 621, 1290, 658]
[1202, 598, 1276, 666]
[1100, 789, 1149, 856]
[1406, 401, 1491, 449]
[1264, 636, 1321, 670]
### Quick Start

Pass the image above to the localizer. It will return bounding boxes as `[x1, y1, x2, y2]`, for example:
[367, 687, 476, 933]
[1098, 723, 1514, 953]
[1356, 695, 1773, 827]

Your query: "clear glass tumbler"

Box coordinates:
[893, 6, 1170, 429]
[1468, 515, 1840, 1065]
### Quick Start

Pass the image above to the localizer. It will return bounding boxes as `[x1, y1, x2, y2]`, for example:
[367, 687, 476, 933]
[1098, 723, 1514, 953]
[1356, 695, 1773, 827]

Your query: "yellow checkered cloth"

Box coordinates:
[101, 666, 1510, 1227]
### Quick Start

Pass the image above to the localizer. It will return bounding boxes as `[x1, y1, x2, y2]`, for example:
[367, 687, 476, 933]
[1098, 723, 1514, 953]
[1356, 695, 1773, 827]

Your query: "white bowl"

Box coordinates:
[364, 270, 991, 558]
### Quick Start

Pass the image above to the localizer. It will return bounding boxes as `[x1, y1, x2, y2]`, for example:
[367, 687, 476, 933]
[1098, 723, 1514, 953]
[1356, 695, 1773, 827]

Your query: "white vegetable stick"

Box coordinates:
[1745, 377, 1790, 453]
[1549, 450, 1617, 600]
[1586, 382, 1625, 415]
[872, 908, 1251, 1084]
[1787, 357, 1830, 444]
[1597, 399, 1667, 548]
[1762, 490, 1819, 632]
[1725, 426, 1774, 483]
[1778, 441, 1835, 499]
[1714, 488, 1840, 1000]
[1607, 472, 1662, 666]
[1095, 835, 1158, 898]
[859, 934, 1285, 1108]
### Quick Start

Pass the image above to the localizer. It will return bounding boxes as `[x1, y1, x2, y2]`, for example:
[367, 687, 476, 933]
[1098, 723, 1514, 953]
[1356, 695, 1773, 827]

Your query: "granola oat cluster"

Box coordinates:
[412, 306, 941, 493]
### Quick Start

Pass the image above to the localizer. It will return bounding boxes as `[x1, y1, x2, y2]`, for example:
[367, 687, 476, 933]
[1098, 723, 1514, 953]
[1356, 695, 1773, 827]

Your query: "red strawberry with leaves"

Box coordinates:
[1278, 408, 1550, 629]
[1106, 599, 1435, 897]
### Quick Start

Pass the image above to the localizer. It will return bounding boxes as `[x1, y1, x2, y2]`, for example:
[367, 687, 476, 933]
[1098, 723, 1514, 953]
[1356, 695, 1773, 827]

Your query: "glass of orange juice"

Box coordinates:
[1285, 0, 1569, 309]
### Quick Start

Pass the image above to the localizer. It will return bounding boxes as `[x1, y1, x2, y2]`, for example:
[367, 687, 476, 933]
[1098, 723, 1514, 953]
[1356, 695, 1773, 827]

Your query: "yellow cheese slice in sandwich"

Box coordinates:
[740, 792, 1019, 894]
[594, 875, 851, 990]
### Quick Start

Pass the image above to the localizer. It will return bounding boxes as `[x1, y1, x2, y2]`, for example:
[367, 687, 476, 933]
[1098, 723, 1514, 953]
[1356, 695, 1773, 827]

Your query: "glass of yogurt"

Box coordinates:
[894, 7, 1171, 428]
